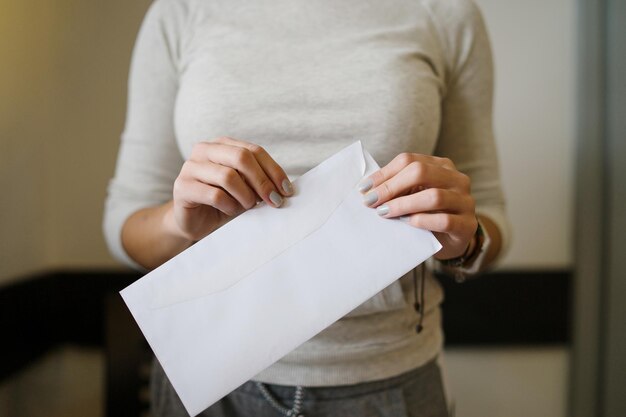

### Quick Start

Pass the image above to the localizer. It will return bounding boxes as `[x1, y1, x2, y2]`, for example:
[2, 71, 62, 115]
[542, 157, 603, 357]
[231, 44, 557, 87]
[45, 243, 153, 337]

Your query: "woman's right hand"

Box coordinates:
[168, 137, 293, 241]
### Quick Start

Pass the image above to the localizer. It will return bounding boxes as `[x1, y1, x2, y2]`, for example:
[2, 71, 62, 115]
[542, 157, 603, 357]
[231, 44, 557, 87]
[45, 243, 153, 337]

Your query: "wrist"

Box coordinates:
[459, 232, 478, 261]
[435, 224, 478, 262]
[438, 218, 490, 281]
[162, 202, 194, 244]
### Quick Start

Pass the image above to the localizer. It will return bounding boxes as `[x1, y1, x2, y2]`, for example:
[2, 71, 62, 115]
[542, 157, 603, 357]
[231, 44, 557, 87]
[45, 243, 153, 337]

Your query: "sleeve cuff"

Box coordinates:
[103, 197, 150, 273]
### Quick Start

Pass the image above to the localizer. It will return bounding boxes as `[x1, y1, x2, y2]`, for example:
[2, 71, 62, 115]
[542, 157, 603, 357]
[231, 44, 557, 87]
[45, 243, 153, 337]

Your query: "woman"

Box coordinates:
[104, 0, 510, 415]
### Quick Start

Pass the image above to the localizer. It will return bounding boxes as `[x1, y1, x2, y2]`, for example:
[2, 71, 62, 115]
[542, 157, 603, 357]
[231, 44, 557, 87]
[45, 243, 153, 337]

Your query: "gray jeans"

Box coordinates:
[151, 358, 450, 417]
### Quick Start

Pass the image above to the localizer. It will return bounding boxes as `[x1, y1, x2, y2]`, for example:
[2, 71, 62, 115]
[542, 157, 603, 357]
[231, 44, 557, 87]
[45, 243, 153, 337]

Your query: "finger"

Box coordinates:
[193, 142, 284, 207]
[212, 137, 294, 196]
[174, 179, 242, 217]
[363, 162, 467, 207]
[187, 160, 257, 209]
[359, 153, 457, 193]
[400, 213, 470, 235]
[376, 189, 474, 218]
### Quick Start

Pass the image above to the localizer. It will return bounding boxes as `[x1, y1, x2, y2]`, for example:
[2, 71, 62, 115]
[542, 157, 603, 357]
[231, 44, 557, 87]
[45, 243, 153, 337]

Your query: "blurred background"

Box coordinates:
[0, 0, 623, 416]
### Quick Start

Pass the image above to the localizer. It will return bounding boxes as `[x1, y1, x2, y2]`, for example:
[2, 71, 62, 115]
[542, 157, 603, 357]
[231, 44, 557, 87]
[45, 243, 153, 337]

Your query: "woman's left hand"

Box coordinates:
[359, 153, 477, 260]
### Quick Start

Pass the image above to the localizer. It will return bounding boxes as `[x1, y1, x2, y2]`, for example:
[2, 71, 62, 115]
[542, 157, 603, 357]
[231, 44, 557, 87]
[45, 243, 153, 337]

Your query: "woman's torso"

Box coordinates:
[168, 0, 449, 386]
[172, 0, 445, 173]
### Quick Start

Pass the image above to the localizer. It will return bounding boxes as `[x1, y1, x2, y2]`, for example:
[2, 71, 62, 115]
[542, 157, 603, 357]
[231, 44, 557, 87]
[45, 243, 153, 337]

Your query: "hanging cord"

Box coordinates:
[413, 262, 426, 333]
[255, 382, 305, 417]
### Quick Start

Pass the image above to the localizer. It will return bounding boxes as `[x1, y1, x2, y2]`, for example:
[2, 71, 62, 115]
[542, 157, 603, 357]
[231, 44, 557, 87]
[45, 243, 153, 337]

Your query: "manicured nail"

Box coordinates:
[399, 215, 411, 223]
[358, 178, 373, 193]
[377, 204, 390, 216]
[282, 179, 293, 194]
[269, 191, 283, 207]
[363, 191, 378, 206]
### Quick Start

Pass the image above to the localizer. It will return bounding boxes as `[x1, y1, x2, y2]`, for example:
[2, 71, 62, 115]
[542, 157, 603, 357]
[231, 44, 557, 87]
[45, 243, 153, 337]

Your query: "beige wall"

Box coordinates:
[0, 0, 152, 285]
[0, 1, 57, 283]
[445, 347, 569, 417]
[0, 346, 103, 417]
[477, 0, 576, 270]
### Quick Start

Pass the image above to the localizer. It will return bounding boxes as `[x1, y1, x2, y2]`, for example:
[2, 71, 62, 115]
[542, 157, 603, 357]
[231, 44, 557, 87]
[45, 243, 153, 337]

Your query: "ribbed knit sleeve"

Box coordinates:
[426, 0, 512, 264]
[103, 0, 187, 269]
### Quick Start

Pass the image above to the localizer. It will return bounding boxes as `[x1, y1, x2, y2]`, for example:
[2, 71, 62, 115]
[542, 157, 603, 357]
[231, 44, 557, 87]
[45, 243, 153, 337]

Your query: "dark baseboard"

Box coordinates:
[0, 268, 570, 383]
[438, 270, 570, 346]
[0, 270, 140, 383]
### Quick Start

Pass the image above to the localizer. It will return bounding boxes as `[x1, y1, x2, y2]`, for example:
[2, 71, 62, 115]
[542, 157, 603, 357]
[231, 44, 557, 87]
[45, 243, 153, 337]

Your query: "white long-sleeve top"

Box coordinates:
[104, 0, 510, 386]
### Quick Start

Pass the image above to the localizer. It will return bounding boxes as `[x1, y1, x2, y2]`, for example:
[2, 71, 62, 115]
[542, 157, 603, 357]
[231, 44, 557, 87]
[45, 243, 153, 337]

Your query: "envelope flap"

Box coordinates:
[148, 141, 367, 309]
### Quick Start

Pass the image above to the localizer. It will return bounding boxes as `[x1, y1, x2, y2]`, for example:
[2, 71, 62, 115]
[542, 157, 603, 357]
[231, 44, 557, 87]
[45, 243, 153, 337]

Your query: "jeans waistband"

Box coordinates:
[236, 357, 439, 401]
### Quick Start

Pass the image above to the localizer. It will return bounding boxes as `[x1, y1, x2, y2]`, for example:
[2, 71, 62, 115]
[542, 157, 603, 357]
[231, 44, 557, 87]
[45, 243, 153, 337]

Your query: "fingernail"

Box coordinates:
[269, 191, 283, 207]
[399, 215, 411, 223]
[363, 191, 378, 206]
[358, 178, 373, 193]
[377, 204, 389, 216]
[282, 179, 293, 194]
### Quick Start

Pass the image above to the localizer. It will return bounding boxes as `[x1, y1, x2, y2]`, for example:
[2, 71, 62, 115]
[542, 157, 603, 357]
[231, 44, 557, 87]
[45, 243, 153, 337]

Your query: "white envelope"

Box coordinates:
[120, 141, 442, 416]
